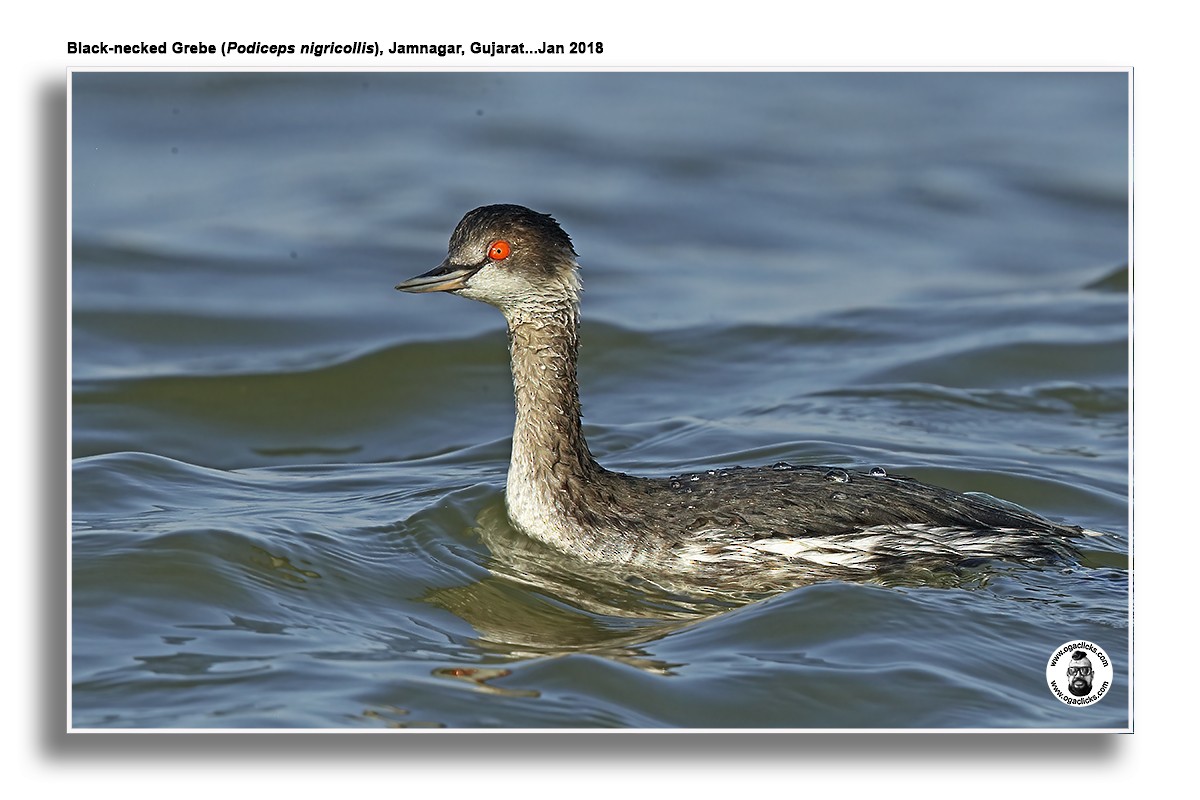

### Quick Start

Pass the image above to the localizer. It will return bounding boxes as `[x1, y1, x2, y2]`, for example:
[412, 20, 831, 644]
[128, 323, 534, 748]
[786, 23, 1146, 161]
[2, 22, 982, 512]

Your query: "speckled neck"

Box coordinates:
[501, 296, 602, 550]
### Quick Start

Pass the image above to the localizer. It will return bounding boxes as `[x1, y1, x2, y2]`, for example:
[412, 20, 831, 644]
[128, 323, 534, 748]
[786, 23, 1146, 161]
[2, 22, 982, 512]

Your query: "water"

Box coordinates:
[70, 71, 1129, 729]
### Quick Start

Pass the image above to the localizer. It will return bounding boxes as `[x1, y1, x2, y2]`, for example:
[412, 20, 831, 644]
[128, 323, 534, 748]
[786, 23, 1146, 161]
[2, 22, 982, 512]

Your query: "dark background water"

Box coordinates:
[70, 71, 1129, 729]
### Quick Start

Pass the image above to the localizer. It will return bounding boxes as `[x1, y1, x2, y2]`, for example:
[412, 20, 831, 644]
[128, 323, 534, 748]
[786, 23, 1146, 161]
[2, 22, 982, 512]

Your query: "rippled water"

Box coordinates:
[70, 71, 1129, 729]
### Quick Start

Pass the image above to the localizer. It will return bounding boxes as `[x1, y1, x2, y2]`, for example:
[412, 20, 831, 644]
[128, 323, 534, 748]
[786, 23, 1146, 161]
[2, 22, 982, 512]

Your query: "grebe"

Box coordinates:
[397, 204, 1087, 577]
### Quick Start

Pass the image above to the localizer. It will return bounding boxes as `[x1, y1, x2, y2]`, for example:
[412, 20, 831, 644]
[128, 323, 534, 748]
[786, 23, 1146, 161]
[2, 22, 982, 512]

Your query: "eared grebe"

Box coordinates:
[397, 204, 1089, 578]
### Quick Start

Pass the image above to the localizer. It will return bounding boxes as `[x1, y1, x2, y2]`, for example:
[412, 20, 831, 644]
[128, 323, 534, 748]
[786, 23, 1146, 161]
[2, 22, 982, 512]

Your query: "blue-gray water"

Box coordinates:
[71, 71, 1129, 729]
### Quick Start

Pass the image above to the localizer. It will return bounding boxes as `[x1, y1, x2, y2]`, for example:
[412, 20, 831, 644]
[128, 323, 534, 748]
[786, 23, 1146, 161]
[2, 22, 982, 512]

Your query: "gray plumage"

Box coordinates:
[398, 204, 1088, 579]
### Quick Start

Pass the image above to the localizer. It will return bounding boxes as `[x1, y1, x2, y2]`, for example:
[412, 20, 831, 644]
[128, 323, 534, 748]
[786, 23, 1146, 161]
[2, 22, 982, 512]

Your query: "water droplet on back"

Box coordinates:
[870, 466, 887, 477]
[824, 469, 850, 483]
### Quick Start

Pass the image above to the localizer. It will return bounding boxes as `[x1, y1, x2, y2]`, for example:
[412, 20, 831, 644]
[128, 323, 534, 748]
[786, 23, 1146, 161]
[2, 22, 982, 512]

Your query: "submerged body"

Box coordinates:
[398, 204, 1087, 578]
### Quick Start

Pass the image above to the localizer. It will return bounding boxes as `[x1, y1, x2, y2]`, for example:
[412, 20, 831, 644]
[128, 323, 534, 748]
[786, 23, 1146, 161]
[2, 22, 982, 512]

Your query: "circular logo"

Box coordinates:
[1046, 640, 1113, 706]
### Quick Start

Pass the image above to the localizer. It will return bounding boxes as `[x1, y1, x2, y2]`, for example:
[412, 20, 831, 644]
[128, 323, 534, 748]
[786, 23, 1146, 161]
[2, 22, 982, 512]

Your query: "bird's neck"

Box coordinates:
[505, 303, 597, 478]
[501, 300, 602, 546]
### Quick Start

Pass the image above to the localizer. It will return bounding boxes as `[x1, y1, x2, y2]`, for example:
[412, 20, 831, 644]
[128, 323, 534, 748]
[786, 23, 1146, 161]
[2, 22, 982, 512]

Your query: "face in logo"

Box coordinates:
[1066, 651, 1094, 696]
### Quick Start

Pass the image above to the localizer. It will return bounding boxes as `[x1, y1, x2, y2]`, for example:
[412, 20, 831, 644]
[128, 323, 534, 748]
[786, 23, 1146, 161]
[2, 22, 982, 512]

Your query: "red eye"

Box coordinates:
[488, 240, 511, 261]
